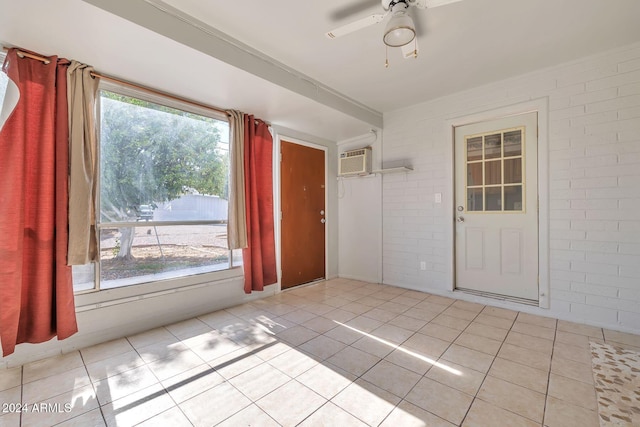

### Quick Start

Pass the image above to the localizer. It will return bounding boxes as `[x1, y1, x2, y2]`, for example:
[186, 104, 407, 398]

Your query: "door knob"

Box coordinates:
[320, 210, 325, 215]
[320, 218, 326, 224]
[456, 216, 465, 223]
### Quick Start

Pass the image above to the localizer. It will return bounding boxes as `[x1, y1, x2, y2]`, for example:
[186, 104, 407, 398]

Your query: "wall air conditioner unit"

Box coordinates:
[339, 147, 372, 176]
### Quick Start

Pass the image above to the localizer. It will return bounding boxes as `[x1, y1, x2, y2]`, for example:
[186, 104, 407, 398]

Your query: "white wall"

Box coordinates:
[377, 42, 640, 334]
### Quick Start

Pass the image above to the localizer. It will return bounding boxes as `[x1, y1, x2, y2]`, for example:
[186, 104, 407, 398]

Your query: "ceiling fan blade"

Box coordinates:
[329, 0, 379, 21]
[416, 0, 464, 9]
[401, 39, 419, 59]
[326, 13, 387, 39]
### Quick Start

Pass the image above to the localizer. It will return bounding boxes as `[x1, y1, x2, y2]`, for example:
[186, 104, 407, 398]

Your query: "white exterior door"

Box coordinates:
[454, 112, 539, 301]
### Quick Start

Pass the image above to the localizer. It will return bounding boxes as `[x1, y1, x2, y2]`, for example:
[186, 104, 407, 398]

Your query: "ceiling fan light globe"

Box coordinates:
[383, 12, 416, 47]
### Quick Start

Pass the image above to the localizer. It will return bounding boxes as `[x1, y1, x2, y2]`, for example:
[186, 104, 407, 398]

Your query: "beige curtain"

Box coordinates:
[67, 61, 99, 265]
[226, 110, 247, 249]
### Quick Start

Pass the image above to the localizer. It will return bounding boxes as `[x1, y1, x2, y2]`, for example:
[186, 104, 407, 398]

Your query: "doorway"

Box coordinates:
[454, 112, 539, 301]
[280, 140, 326, 289]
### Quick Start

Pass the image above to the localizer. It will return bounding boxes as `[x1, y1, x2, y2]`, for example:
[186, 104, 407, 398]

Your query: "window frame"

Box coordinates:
[74, 80, 242, 299]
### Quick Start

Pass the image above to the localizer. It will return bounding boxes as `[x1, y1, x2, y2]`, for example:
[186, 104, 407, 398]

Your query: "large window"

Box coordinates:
[73, 88, 238, 292]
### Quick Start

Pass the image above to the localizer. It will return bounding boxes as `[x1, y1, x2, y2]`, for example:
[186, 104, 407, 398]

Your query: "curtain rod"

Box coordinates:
[2, 46, 228, 117]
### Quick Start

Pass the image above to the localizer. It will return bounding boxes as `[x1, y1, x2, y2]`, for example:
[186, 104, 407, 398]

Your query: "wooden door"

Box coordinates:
[454, 112, 539, 300]
[281, 141, 326, 289]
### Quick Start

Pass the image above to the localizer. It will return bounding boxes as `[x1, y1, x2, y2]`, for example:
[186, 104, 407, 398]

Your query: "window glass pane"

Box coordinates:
[467, 162, 482, 186]
[484, 160, 501, 185]
[505, 185, 523, 211]
[99, 92, 229, 223]
[466, 137, 483, 161]
[504, 158, 522, 184]
[467, 188, 483, 211]
[99, 225, 230, 288]
[72, 264, 95, 292]
[484, 134, 502, 159]
[485, 187, 501, 211]
[504, 130, 522, 157]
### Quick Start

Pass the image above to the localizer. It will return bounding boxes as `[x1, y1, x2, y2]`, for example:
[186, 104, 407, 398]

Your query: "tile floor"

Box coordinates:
[1, 278, 640, 427]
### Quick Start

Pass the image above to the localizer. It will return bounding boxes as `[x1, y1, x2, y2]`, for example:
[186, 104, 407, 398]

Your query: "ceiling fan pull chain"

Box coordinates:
[385, 45, 390, 68]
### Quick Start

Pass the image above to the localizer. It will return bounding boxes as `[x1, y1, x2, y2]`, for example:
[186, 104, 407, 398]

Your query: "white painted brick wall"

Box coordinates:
[379, 42, 640, 333]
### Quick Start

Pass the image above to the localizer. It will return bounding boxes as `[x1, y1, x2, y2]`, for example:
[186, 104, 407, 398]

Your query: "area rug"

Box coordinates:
[590, 341, 640, 426]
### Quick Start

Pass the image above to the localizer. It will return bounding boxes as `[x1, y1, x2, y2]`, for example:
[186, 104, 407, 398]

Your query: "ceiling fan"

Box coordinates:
[326, 0, 463, 61]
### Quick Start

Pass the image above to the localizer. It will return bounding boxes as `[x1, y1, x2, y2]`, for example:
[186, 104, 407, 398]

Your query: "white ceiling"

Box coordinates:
[2, 0, 640, 142]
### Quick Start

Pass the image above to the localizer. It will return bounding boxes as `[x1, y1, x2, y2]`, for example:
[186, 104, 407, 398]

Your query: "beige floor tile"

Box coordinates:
[136, 339, 189, 364]
[331, 379, 401, 426]
[80, 338, 133, 365]
[127, 327, 176, 349]
[362, 307, 399, 323]
[93, 364, 159, 405]
[55, 408, 106, 427]
[441, 344, 494, 373]
[323, 308, 358, 323]
[419, 322, 462, 342]
[326, 346, 381, 376]
[102, 384, 175, 427]
[442, 306, 478, 321]
[481, 306, 518, 320]
[463, 398, 540, 427]
[555, 330, 591, 349]
[323, 325, 363, 345]
[161, 364, 224, 404]
[504, 331, 553, 354]
[23, 365, 91, 403]
[557, 320, 603, 339]
[451, 300, 485, 313]
[488, 357, 548, 393]
[341, 302, 374, 315]
[253, 341, 296, 362]
[296, 363, 356, 400]
[426, 360, 485, 395]
[427, 295, 457, 306]
[378, 301, 411, 314]
[553, 341, 592, 365]
[268, 348, 318, 377]
[276, 325, 319, 346]
[299, 401, 368, 427]
[165, 318, 211, 340]
[403, 307, 440, 322]
[497, 343, 551, 372]
[383, 346, 437, 375]
[0, 412, 20, 427]
[454, 332, 503, 355]
[146, 348, 205, 381]
[302, 316, 339, 334]
[228, 362, 291, 401]
[352, 335, 397, 358]
[551, 355, 594, 384]
[544, 395, 600, 427]
[387, 314, 428, 331]
[405, 377, 474, 425]
[21, 384, 99, 427]
[217, 404, 279, 427]
[548, 373, 597, 411]
[361, 359, 422, 397]
[197, 309, 238, 328]
[381, 400, 456, 427]
[511, 321, 556, 340]
[281, 309, 318, 324]
[179, 381, 251, 427]
[188, 334, 243, 362]
[516, 312, 557, 329]
[212, 350, 264, 381]
[390, 295, 421, 307]
[603, 329, 640, 347]
[257, 380, 326, 426]
[477, 376, 545, 423]
[466, 322, 510, 341]
[0, 366, 21, 392]
[413, 300, 449, 314]
[0, 386, 22, 412]
[136, 407, 192, 427]
[473, 313, 515, 330]
[23, 351, 84, 383]
[85, 350, 145, 382]
[345, 315, 384, 333]
[358, 296, 386, 308]
[402, 333, 451, 359]
[431, 314, 473, 331]
[299, 335, 347, 360]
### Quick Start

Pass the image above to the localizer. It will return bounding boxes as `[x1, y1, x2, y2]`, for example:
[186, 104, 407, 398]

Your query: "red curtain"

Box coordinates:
[0, 49, 78, 356]
[242, 115, 277, 293]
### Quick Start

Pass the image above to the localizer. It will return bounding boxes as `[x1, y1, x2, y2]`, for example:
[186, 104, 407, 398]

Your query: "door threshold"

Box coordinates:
[281, 278, 326, 292]
[455, 288, 538, 306]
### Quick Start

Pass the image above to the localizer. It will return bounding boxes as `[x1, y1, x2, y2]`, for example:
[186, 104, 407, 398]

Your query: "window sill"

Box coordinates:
[75, 267, 244, 311]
